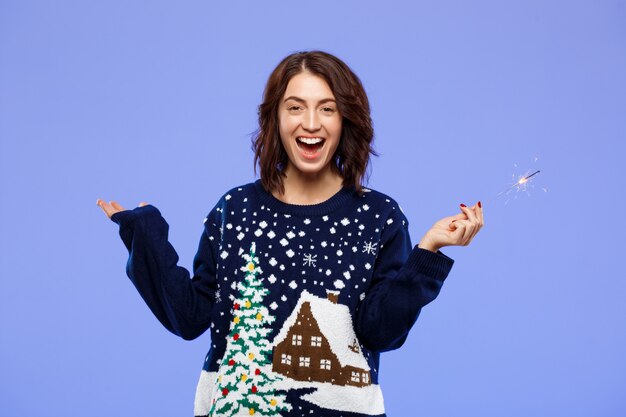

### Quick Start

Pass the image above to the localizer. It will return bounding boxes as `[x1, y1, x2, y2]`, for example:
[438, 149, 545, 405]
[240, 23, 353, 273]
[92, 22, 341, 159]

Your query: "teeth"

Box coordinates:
[297, 137, 324, 145]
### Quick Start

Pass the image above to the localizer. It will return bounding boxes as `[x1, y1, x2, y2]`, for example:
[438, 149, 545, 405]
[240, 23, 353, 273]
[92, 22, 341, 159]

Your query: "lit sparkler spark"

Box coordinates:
[498, 170, 541, 196]
[497, 169, 542, 201]
[487, 156, 546, 206]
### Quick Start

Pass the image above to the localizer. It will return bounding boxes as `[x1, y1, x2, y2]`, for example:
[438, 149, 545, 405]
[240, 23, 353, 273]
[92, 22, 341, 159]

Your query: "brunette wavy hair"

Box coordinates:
[252, 50, 376, 195]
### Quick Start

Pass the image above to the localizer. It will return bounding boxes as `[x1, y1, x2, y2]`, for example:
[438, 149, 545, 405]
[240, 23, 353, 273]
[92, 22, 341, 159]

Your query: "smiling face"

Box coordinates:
[278, 71, 342, 181]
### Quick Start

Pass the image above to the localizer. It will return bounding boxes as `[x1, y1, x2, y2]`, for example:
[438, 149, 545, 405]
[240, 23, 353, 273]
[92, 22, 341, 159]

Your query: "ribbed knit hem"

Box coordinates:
[110, 204, 161, 227]
[404, 246, 455, 281]
[253, 179, 357, 217]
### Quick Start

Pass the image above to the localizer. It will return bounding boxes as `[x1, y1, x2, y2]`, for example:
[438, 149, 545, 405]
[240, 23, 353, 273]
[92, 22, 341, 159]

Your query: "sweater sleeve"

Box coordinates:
[354, 206, 454, 352]
[110, 204, 220, 340]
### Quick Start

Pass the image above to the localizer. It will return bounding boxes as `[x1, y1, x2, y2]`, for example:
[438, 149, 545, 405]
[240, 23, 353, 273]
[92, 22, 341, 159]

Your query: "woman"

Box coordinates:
[97, 50, 483, 417]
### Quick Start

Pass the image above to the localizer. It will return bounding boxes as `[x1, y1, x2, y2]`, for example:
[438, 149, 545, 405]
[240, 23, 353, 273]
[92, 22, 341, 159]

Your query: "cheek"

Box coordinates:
[277, 117, 291, 145]
[279, 117, 297, 138]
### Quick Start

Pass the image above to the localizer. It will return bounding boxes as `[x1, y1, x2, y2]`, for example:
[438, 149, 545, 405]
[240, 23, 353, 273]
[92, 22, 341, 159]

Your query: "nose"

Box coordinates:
[303, 108, 321, 131]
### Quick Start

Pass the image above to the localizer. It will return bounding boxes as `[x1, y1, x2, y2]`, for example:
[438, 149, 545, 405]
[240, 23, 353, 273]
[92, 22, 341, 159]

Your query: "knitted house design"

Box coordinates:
[271, 289, 372, 387]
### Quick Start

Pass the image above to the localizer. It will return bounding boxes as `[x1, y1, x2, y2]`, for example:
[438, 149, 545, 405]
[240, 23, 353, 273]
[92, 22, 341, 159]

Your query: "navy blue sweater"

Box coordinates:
[111, 180, 454, 417]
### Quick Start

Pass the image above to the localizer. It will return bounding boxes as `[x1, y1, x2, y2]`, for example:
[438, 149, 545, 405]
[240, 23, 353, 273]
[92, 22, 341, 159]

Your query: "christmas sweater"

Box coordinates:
[110, 180, 454, 417]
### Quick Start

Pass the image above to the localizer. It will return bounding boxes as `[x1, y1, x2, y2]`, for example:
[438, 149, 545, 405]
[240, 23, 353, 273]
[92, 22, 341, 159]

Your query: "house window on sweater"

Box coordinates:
[281, 354, 291, 365]
[292, 334, 302, 346]
[363, 373, 369, 383]
[311, 336, 322, 347]
[320, 359, 331, 370]
[299, 357, 310, 367]
[351, 371, 361, 383]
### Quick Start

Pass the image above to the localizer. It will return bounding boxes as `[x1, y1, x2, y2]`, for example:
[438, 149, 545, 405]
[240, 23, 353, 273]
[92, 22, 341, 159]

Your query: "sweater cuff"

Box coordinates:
[405, 246, 454, 282]
[110, 204, 162, 227]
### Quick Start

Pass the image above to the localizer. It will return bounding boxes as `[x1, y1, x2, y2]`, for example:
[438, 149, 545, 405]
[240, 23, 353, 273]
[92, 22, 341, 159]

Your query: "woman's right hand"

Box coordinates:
[96, 199, 149, 219]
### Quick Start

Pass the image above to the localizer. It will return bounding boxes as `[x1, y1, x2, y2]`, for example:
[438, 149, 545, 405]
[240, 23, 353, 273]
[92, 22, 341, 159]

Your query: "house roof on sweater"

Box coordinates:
[271, 289, 370, 371]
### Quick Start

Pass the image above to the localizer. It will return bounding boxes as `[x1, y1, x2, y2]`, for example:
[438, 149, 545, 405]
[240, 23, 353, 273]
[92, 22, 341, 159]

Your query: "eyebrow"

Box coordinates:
[283, 96, 336, 104]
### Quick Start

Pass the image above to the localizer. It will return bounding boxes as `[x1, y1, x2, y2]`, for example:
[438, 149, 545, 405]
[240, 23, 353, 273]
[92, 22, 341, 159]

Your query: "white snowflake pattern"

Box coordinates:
[362, 241, 378, 255]
[303, 253, 317, 267]
[215, 288, 222, 303]
[334, 280, 345, 289]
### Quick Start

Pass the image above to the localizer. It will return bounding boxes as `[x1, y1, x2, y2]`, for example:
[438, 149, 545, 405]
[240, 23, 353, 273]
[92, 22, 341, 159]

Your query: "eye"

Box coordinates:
[288, 105, 302, 111]
[322, 107, 335, 113]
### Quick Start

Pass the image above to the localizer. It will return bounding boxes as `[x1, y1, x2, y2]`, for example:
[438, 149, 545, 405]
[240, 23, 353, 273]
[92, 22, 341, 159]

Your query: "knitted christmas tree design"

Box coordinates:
[208, 243, 292, 417]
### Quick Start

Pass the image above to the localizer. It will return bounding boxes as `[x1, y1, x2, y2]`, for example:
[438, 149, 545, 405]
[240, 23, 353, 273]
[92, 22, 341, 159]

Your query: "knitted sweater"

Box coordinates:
[110, 180, 454, 417]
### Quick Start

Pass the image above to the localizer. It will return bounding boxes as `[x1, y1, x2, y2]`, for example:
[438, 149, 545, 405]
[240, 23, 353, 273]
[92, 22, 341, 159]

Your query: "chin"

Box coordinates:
[290, 159, 334, 178]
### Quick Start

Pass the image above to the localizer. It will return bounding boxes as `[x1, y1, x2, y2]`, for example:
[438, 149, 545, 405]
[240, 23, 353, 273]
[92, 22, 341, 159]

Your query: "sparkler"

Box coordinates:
[497, 170, 541, 197]
[492, 159, 546, 206]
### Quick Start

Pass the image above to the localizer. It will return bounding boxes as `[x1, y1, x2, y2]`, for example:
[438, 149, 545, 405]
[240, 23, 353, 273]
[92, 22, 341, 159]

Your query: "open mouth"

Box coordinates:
[296, 137, 325, 155]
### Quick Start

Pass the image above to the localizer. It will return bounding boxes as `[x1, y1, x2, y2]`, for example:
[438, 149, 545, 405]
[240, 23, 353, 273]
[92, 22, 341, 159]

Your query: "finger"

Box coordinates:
[459, 204, 479, 224]
[451, 218, 474, 246]
[450, 219, 467, 242]
[450, 212, 468, 222]
[448, 219, 463, 230]
[468, 201, 484, 240]
[477, 200, 484, 227]
[462, 220, 476, 245]
[471, 201, 485, 239]
[110, 201, 125, 212]
[466, 208, 485, 244]
[96, 199, 115, 219]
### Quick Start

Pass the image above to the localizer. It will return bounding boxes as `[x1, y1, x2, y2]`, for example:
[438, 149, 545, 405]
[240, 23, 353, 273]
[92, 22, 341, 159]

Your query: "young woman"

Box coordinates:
[97, 50, 483, 417]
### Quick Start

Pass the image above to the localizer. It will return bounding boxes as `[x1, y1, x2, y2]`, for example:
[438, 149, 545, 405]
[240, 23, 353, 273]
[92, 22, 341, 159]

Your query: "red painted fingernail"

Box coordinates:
[478, 201, 482, 208]
[460, 203, 466, 208]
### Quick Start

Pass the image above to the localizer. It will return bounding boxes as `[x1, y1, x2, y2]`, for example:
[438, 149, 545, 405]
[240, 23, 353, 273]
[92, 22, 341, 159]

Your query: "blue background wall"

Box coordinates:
[1, 1, 625, 416]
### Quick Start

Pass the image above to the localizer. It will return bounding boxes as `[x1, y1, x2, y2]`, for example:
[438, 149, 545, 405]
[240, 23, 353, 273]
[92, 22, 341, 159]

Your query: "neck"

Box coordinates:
[274, 165, 344, 205]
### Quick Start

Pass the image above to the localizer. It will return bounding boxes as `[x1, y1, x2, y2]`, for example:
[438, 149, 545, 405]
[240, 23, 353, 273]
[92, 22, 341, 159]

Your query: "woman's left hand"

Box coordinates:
[418, 202, 484, 252]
